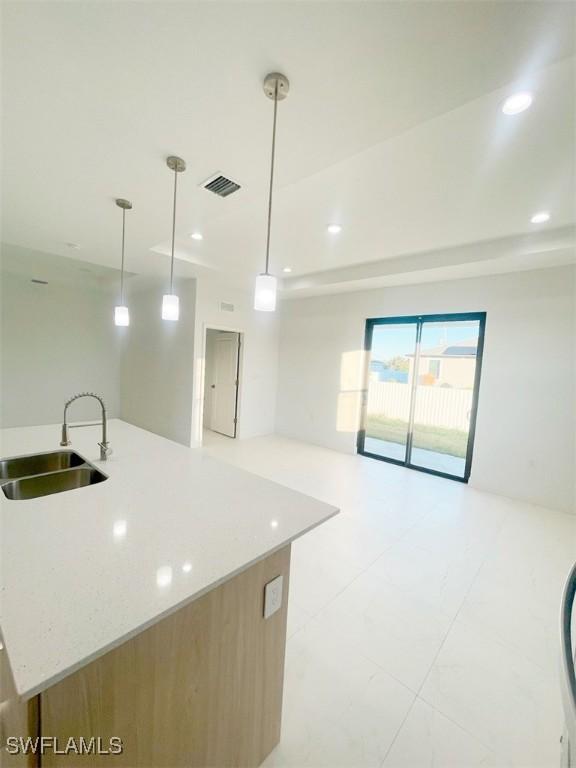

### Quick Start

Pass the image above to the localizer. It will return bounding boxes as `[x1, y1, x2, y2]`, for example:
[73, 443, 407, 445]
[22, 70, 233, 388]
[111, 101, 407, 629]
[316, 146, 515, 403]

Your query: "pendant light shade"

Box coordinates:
[114, 305, 130, 326]
[114, 198, 132, 327]
[163, 155, 186, 321]
[161, 294, 179, 321]
[254, 73, 289, 312]
[254, 274, 277, 312]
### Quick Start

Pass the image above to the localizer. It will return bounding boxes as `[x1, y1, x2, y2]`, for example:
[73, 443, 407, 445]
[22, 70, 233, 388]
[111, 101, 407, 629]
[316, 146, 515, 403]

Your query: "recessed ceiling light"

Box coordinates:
[66, 242, 81, 250]
[530, 211, 550, 224]
[327, 224, 342, 234]
[283, 266, 292, 273]
[190, 232, 203, 241]
[502, 92, 533, 115]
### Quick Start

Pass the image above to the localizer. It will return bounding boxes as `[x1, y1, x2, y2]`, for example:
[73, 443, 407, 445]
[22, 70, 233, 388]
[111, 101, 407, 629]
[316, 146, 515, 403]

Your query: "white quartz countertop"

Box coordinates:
[0, 420, 338, 699]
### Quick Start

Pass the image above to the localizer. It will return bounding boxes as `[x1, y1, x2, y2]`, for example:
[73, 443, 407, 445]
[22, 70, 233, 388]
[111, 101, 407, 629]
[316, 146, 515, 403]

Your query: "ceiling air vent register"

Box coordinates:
[201, 173, 241, 198]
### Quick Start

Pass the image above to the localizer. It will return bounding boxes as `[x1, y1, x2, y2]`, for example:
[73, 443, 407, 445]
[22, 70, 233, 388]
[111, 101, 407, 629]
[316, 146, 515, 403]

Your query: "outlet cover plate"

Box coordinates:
[263, 574, 283, 619]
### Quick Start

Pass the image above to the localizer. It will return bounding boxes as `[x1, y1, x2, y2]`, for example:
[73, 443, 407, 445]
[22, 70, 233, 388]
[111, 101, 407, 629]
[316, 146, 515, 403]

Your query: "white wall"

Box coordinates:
[276, 266, 576, 513]
[1, 268, 121, 428]
[0, 242, 278, 449]
[191, 273, 279, 445]
[120, 277, 197, 446]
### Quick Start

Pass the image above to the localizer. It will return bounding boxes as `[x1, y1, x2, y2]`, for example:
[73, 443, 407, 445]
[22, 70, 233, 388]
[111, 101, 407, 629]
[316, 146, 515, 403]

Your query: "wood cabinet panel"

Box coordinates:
[0, 645, 39, 768]
[40, 546, 290, 767]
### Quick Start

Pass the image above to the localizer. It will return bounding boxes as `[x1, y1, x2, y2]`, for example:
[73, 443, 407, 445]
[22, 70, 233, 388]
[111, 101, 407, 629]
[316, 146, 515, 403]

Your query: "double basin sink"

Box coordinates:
[0, 450, 107, 500]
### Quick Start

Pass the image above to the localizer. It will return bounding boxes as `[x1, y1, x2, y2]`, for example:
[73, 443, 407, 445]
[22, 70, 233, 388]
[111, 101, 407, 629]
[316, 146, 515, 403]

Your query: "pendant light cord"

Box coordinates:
[264, 80, 279, 275]
[120, 208, 126, 304]
[170, 166, 178, 293]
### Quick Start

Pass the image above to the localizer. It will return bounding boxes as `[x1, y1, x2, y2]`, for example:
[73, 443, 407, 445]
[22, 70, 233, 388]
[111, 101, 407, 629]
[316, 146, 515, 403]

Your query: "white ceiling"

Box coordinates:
[1, 242, 123, 290]
[2, 1, 575, 295]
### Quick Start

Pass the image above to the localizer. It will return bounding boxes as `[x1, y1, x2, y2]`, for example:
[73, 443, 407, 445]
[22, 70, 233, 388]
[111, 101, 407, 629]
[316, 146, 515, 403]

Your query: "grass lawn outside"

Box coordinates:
[366, 415, 468, 458]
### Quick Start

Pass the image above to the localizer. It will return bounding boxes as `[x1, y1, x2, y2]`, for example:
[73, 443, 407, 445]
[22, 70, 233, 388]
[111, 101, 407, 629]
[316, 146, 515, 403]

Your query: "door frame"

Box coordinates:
[357, 312, 486, 483]
[201, 325, 243, 440]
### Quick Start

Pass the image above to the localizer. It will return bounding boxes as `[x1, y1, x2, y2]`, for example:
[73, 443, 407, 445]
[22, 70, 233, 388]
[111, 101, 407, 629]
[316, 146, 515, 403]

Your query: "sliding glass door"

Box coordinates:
[361, 322, 417, 463]
[357, 313, 486, 482]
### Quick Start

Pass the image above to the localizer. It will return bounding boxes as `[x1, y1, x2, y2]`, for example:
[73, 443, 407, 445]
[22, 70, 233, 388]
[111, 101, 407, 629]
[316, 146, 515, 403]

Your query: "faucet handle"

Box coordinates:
[98, 442, 112, 460]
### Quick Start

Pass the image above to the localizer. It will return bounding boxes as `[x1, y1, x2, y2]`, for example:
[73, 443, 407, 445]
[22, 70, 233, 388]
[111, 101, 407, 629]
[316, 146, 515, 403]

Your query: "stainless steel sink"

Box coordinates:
[0, 449, 108, 500]
[2, 467, 107, 500]
[0, 450, 85, 480]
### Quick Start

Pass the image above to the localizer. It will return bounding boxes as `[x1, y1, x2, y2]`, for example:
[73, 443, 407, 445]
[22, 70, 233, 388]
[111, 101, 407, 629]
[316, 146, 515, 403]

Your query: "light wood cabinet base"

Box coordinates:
[0, 647, 39, 768]
[31, 546, 290, 768]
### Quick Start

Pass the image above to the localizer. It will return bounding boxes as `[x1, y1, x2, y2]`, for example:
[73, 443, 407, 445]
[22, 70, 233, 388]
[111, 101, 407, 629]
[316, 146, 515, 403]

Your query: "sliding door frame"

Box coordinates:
[357, 312, 486, 483]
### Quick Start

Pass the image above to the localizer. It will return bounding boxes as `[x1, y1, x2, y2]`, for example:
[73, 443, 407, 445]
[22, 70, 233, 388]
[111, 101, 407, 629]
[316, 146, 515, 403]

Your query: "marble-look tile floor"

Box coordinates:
[202, 430, 575, 768]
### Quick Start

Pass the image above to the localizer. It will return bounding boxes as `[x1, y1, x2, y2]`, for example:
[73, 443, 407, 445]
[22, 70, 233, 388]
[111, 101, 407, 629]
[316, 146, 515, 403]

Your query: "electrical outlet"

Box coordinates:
[263, 575, 283, 619]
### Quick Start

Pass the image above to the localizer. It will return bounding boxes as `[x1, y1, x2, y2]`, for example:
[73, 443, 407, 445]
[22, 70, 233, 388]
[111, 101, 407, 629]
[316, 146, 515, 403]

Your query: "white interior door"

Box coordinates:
[209, 332, 239, 437]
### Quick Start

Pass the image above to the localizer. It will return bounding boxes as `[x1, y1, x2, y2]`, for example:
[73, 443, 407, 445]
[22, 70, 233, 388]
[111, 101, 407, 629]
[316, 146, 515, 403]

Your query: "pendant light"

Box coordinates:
[162, 155, 186, 321]
[114, 198, 132, 327]
[254, 72, 290, 312]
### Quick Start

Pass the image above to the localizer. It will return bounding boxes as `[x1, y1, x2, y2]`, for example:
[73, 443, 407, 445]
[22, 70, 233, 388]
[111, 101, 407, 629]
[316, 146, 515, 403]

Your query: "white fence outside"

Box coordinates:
[367, 381, 473, 431]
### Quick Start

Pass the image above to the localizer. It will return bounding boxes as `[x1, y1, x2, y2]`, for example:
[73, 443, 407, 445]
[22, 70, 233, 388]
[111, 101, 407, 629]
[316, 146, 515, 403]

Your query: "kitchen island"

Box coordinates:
[0, 420, 338, 767]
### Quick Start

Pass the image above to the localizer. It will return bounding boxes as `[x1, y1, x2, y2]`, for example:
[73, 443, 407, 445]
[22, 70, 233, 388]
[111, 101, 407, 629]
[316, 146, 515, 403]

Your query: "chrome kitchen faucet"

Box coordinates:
[60, 392, 112, 460]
